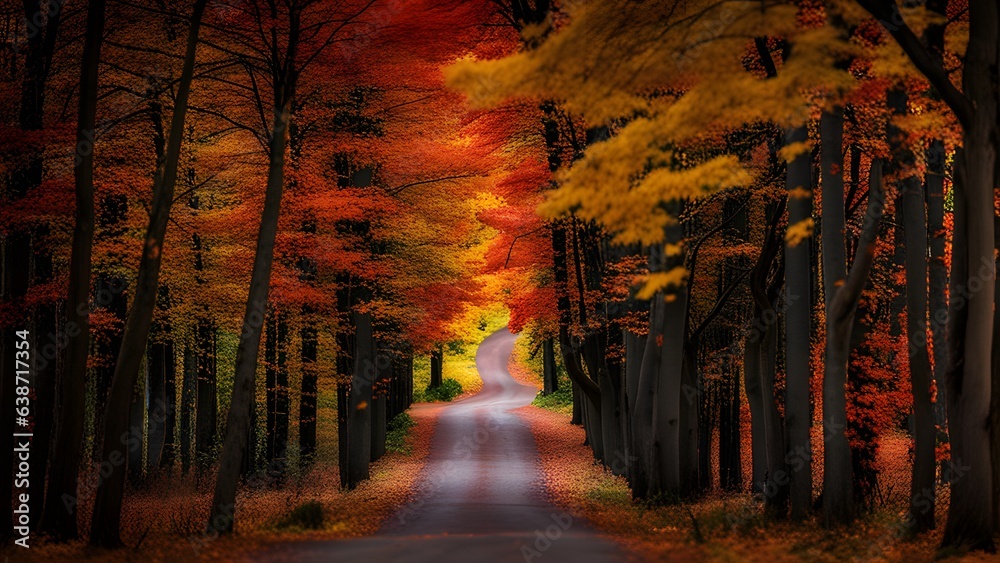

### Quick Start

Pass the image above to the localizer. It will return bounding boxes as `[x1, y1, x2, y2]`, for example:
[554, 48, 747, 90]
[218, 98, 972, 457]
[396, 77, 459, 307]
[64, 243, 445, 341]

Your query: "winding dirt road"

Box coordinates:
[260, 328, 624, 562]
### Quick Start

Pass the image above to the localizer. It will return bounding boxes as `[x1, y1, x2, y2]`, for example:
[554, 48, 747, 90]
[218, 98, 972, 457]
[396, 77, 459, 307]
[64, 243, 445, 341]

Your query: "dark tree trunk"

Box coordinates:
[784, 124, 813, 520]
[181, 343, 195, 474]
[888, 89, 936, 534]
[92, 274, 126, 463]
[926, 140, 948, 430]
[371, 345, 387, 463]
[571, 383, 582, 425]
[265, 309, 289, 475]
[127, 377, 145, 483]
[41, 0, 105, 539]
[90, 2, 206, 545]
[820, 108, 853, 527]
[195, 319, 217, 472]
[208, 51, 295, 534]
[744, 326, 767, 495]
[429, 346, 443, 389]
[346, 312, 375, 486]
[820, 110, 886, 527]
[942, 138, 994, 551]
[161, 338, 176, 469]
[146, 340, 167, 469]
[718, 348, 741, 491]
[300, 315, 318, 464]
[542, 339, 558, 395]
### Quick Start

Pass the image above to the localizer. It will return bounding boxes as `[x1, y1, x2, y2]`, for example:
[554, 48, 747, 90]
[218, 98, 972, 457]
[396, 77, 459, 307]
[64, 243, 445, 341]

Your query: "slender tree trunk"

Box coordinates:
[347, 312, 375, 486]
[195, 319, 216, 472]
[926, 140, 948, 430]
[162, 338, 176, 469]
[92, 274, 125, 462]
[371, 343, 387, 463]
[146, 339, 167, 468]
[820, 108, 854, 527]
[653, 210, 687, 499]
[718, 350, 741, 491]
[744, 326, 766, 495]
[784, 124, 813, 520]
[429, 346, 443, 389]
[208, 80, 295, 536]
[265, 310, 289, 476]
[543, 339, 558, 395]
[181, 343, 195, 473]
[41, 0, 105, 539]
[889, 89, 936, 534]
[127, 377, 145, 483]
[821, 111, 886, 527]
[89, 2, 206, 544]
[300, 318, 317, 464]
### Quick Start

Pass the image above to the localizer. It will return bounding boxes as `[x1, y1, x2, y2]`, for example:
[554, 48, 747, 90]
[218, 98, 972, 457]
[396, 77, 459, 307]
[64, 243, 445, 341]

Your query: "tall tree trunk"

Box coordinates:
[942, 2, 997, 550]
[181, 342, 195, 473]
[821, 110, 886, 527]
[127, 378, 145, 483]
[346, 312, 375, 486]
[820, 108, 853, 527]
[300, 317, 317, 464]
[889, 89, 936, 534]
[195, 318, 217, 472]
[718, 348, 741, 491]
[41, 0, 105, 539]
[543, 339, 558, 395]
[146, 339, 167, 469]
[208, 69, 295, 535]
[926, 140, 948, 431]
[652, 210, 687, 498]
[429, 346, 443, 389]
[89, 1, 206, 544]
[371, 343, 387, 463]
[784, 124, 813, 520]
[265, 309, 289, 476]
[161, 337, 176, 469]
[744, 326, 766, 495]
[91, 273, 126, 462]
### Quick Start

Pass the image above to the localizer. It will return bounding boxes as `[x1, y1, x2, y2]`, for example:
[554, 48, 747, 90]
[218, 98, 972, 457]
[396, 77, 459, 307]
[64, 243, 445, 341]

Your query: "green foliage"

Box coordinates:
[386, 412, 416, 455]
[532, 383, 573, 415]
[276, 500, 325, 531]
[421, 378, 463, 402]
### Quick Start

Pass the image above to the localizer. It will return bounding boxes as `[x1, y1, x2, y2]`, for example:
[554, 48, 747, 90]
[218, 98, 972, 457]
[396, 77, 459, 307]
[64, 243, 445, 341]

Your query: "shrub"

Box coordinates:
[423, 378, 463, 402]
[386, 412, 416, 454]
[276, 500, 325, 531]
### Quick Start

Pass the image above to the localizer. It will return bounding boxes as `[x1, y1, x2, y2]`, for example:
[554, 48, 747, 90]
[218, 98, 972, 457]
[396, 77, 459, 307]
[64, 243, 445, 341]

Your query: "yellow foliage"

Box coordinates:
[785, 218, 815, 247]
[637, 267, 688, 300]
[779, 141, 813, 164]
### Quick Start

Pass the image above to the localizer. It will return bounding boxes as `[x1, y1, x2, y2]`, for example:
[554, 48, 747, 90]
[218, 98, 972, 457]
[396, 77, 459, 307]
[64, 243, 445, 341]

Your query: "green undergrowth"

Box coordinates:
[417, 378, 463, 402]
[386, 412, 416, 454]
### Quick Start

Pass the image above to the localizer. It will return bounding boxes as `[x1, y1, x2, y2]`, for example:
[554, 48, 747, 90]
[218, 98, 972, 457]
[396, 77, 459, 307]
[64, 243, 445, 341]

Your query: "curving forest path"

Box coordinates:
[259, 328, 624, 562]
